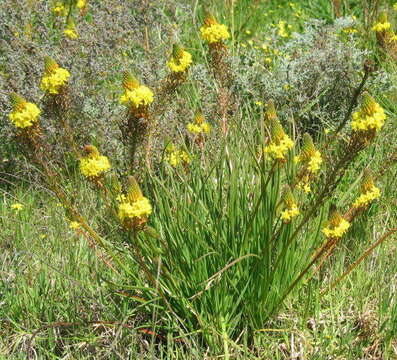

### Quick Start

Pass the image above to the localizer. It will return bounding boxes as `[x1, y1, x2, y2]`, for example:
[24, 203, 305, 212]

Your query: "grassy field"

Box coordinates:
[1, 0, 397, 358]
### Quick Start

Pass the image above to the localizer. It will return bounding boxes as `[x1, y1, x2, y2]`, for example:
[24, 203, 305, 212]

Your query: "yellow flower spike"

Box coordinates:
[167, 44, 193, 73]
[8, 93, 41, 129]
[11, 203, 24, 211]
[322, 206, 350, 239]
[76, 0, 86, 9]
[351, 92, 386, 132]
[69, 221, 81, 230]
[122, 71, 140, 91]
[64, 18, 79, 39]
[126, 176, 143, 204]
[200, 13, 230, 44]
[264, 100, 278, 123]
[296, 133, 323, 174]
[52, 1, 67, 16]
[353, 169, 381, 208]
[165, 143, 191, 167]
[372, 12, 391, 32]
[40, 57, 70, 95]
[119, 72, 154, 108]
[118, 176, 152, 225]
[187, 111, 211, 135]
[79, 145, 111, 179]
[280, 186, 300, 223]
[263, 116, 294, 161]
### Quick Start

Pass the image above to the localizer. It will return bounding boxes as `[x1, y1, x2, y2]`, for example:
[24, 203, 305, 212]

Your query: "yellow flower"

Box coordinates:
[8, 94, 40, 129]
[351, 93, 386, 132]
[118, 197, 152, 221]
[76, 0, 86, 9]
[165, 144, 191, 167]
[64, 28, 78, 39]
[167, 46, 193, 73]
[322, 218, 350, 238]
[277, 20, 290, 38]
[372, 21, 391, 32]
[353, 185, 380, 208]
[342, 27, 358, 34]
[120, 86, 154, 108]
[52, 2, 67, 16]
[11, 203, 23, 211]
[187, 112, 211, 135]
[322, 209, 350, 239]
[79, 145, 111, 178]
[307, 150, 323, 173]
[40, 58, 70, 94]
[264, 135, 294, 160]
[200, 16, 230, 44]
[69, 221, 81, 229]
[281, 204, 299, 222]
[280, 186, 299, 222]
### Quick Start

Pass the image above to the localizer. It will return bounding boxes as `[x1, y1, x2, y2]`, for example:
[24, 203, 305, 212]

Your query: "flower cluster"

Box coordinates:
[79, 145, 111, 179]
[322, 208, 350, 239]
[277, 20, 291, 38]
[167, 44, 193, 73]
[119, 72, 154, 109]
[165, 144, 190, 167]
[200, 15, 230, 44]
[76, 0, 86, 9]
[351, 93, 386, 132]
[186, 112, 211, 135]
[372, 12, 391, 32]
[117, 177, 152, 228]
[280, 187, 299, 223]
[64, 19, 79, 39]
[40, 57, 70, 95]
[353, 170, 381, 208]
[52, 2, 67, 16]
[8, 94, 41, 129]
[294, 133, 323, 193]
[263, 115, 294, 161]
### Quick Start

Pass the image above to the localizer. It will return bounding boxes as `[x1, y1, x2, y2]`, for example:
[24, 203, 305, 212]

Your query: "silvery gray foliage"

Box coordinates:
[234, 18, 393, 133]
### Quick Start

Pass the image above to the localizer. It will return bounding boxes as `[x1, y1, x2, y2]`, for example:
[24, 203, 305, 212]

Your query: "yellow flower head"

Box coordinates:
[280, 186, 299, 222]
[277, 20, 290, 38]
[351, 93, 386, 132]
[118, 177, 152, 225]
[11, 203, 24, 211]
[8, 93, 41, 129]
[353, 169, 381, 208]
[69, 221, 81, 229]
[167, 44, 193, 73]
[295, 134, 323, 174]
[52, 2, 67, 16]
[79, 145, 111, 179]
[322, 207, 350, 239]
[263, 117, 294, 160]
[64, 19, 78, 39]
[165, 143, 191, 167]
[40, 57, 70, 94]
[76, 0, 86, 9]
[372, 13, 391, 32]
[200, 14, 230, 44]
[187, 112, 211, 135]
[119, 72, 154, 108]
